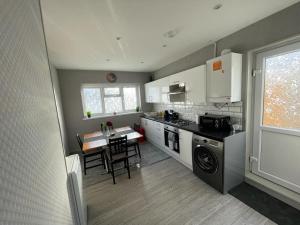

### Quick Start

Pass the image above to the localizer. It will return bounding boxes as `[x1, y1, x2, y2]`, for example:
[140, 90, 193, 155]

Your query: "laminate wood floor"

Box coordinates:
[84, 143, 276, 225]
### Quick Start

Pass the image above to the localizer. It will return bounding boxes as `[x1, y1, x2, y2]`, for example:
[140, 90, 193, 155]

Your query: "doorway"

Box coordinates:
[252, 41, 300, 194]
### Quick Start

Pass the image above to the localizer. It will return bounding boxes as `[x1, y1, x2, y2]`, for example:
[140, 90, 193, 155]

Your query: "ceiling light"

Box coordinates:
[163, 29, 179, 38]
[213, 3, 222, 10]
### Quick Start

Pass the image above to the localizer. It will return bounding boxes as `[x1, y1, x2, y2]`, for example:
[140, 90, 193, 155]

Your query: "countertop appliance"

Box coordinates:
[192, 132, 245, 193]
[169, 110, 179, 121]
[164, 110, 170, 121]
[164, 110, 179, 121]
[66, 154, 87, 225]
[200, 114, 231, 131]
[164, 125, 180, 154]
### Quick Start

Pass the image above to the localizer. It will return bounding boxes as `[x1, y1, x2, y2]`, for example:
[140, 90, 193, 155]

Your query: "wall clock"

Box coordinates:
[106, 72, 117, 83]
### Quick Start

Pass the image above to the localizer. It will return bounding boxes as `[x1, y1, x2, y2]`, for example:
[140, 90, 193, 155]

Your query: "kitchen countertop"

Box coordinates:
[142, 116, 242, 141]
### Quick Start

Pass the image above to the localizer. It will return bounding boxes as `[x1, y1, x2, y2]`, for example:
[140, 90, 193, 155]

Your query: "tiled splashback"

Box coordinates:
[153, 102, 243, 127]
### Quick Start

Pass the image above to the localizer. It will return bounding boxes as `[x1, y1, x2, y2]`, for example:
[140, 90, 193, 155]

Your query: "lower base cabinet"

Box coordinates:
[141, 118, 164, 147]
[179, 129, 193, 168]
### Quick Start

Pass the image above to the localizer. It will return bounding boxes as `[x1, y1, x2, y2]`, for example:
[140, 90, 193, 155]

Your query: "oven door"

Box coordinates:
[164, 129, 180, 153]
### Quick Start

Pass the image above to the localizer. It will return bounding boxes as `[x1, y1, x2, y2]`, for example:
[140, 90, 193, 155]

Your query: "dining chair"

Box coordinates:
[76, 134, 106, 175]
[126, 140, 141, 159]
[125, 123, 142, 159]
[106, 135, 130, 184]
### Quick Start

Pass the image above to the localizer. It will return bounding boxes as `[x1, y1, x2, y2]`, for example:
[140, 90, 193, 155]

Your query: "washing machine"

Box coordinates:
[192, 133, 245, 194]
[192, 135, 224, 192]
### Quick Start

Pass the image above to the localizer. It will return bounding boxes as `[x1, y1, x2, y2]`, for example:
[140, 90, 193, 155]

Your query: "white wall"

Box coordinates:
[50, 65, 69, 154]
[0, 1, 73, 224]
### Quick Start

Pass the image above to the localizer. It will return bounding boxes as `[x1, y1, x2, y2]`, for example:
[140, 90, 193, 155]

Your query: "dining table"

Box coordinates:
[82, 126, 143, 153]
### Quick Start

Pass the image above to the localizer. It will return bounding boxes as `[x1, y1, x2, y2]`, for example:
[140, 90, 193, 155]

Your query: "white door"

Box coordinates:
[145, 81, 160, 103]
[152, 121, 164, 147]
[159, 77, 170, 104]
[185, 65, 206, 104]
[150, 80, 161, 103]
[179, 129, 193, 168]
[144, 83, 151, 103]
[169, 71, 184, 84]
[252, 41, 300, 193]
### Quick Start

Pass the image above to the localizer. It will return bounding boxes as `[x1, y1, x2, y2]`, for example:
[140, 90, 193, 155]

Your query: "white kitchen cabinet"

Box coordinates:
[206, 53, 242, 103]
[145, 83, 151, 102]
[141, 118, 164, 148]
[141, 118, 154, 140]
[145, 80, 160, 103]
[184, 65, 206, 104]
[144, 64, 206, 104]
[179, 129, 193, 168]
[169, 70, 184, 85]
[152, 121, 164, 147]
[165, 65, 206, 104]
[158, 76, 170, 104]
[141, 118, 148, 133]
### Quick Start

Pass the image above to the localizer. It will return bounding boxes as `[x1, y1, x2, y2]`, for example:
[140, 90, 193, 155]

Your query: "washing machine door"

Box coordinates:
[194, 146, 218, 174]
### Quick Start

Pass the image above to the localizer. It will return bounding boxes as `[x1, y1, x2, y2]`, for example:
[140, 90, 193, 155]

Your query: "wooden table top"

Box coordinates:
[84, 131, 103, 139]
[82, 126, 143, 153]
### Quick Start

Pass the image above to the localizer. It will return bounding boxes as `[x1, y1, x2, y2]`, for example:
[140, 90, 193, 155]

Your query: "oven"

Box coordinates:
[164, 125, 180, 154]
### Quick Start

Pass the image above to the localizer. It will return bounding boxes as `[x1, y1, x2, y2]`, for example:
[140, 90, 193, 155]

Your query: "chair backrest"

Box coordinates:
[76, 134, 83, 151]
[108, 135, 128, 160]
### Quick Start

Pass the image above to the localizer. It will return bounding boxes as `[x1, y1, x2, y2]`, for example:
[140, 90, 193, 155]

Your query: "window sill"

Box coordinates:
[83, 111, 143, 120]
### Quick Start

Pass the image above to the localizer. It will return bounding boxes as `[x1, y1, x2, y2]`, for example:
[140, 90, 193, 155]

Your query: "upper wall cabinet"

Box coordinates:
[145, 65, 206, 104]
[145, 80, 161, 103]
[145, 77, 170, 103]
[168, 65, 206, 104]
[159, 76, 170, 104]
[206, 53, 242, 103]
[184, 65, 206, 105]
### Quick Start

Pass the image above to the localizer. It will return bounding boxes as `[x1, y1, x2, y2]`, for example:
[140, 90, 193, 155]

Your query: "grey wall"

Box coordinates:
[57, 69, 152, 153]
[0, 1, 73, 224]
[154, 2, 300, 104]
[155, 44, 214, 79]
[50, 65, 69, 153]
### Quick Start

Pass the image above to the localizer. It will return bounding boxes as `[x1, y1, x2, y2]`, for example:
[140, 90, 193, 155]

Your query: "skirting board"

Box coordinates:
[245, 172, 300, 210]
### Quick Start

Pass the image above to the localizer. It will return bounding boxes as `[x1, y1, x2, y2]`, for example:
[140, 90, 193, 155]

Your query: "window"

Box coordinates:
[123, 87, 138, 110]
[103, 87, 123, 113]
[81, 84, 140, 117]
[82, 87, 102, 114]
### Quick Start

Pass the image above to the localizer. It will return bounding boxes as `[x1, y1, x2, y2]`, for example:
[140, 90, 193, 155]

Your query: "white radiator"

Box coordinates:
[66, 154, 87, 225]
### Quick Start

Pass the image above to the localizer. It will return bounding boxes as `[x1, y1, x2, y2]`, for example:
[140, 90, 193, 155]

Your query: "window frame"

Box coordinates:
[81, 83, 141, 118]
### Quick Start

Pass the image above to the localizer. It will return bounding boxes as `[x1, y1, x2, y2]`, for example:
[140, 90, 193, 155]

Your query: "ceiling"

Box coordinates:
[41, 0, 300, 72]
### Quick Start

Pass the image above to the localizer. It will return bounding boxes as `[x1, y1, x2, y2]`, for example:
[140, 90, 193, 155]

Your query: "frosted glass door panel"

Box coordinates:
[263, 50, 300, 130]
